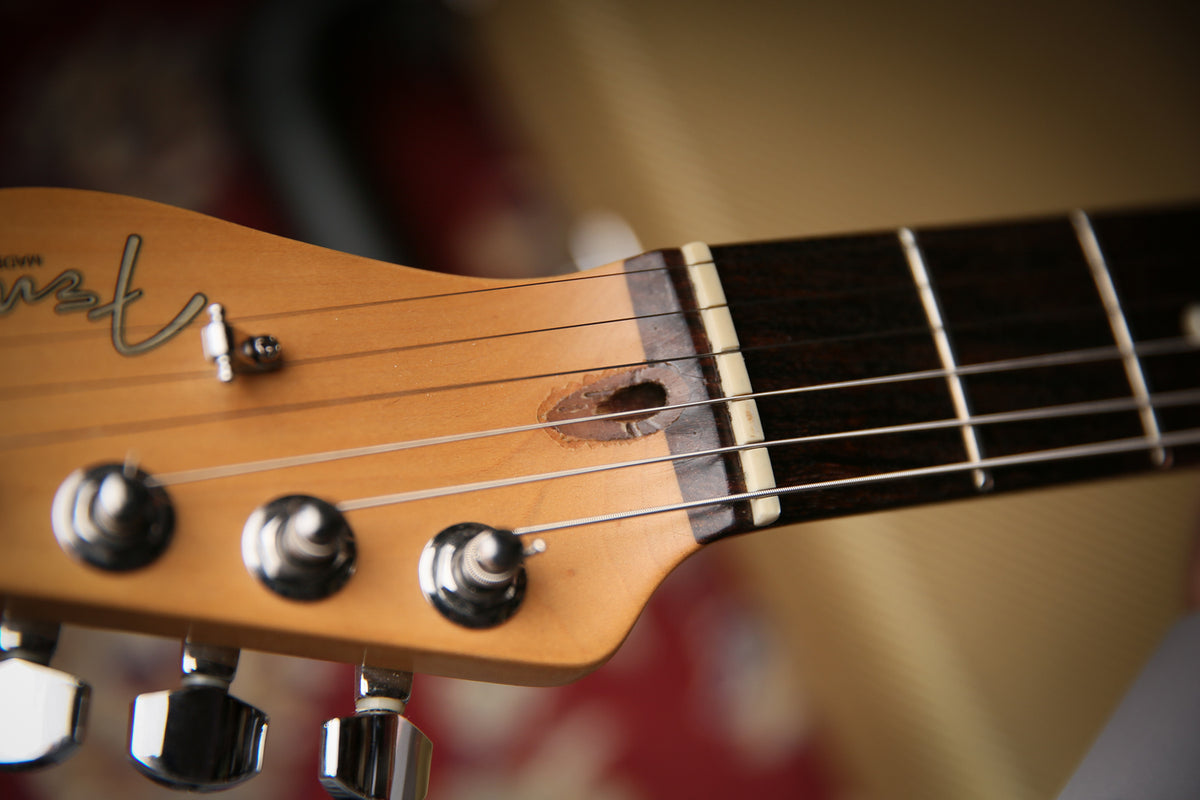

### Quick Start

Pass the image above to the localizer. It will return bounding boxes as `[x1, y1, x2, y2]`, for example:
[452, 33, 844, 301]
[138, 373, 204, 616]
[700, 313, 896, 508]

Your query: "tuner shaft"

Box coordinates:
[0, 613, 90, 771]
[320, 666, 431, 800]
[129, 641, 268, 791]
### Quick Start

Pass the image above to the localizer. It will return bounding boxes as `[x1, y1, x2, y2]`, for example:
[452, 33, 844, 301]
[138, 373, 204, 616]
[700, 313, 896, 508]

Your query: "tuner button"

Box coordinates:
[129, 643, 267, 791]
[242, 495, 356, 600]
[418, 523, 543, 629]
[52, 463, 173, 571]
[0, 617, 90, 771]
[319, 667, 431, 800]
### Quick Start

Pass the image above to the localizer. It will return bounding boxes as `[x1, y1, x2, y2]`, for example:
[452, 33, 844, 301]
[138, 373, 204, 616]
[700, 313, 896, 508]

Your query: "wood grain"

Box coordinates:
[0, 188, 702, 685]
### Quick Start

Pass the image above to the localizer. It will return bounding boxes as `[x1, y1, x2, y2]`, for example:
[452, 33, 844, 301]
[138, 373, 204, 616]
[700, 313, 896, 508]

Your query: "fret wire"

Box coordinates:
[337, 388, 1200, 512]
[1071, 210, 1167, 466]
[511, 427, 1200, 536]
[149, 336, 1198, 486]
[899, 227, 990, 489]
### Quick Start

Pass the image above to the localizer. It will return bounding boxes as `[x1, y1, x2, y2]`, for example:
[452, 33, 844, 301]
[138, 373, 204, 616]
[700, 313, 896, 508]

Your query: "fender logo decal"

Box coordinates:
[0, 234, 207, 356]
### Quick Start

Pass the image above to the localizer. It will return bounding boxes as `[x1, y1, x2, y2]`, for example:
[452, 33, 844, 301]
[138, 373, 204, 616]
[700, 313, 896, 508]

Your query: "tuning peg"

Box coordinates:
[419, 522, 545, 628]
[0, 614, 90, 770]
[128, 642, 268, 791]
[319, 666, 432, 800]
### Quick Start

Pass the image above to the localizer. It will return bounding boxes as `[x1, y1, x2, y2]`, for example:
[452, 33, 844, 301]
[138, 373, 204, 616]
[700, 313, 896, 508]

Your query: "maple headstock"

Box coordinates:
[0, 187, 700, 686]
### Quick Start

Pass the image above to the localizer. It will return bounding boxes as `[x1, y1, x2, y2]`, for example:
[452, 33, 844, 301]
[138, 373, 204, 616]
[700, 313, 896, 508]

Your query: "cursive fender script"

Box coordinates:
[0, 234, 208, 355]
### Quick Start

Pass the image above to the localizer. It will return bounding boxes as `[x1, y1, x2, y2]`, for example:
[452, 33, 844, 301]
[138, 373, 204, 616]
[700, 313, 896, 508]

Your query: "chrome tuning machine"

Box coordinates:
[0, 614, 90, 771]
[242, 495, 357, 600]
[128, 641, 268, 791]
[52, 462, 173, 571]
[320, 666, 432, 800]
[418, 523, 545, 628]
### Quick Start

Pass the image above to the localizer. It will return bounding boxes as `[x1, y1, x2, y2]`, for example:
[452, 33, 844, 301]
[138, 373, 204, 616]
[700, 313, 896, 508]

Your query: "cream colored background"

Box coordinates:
[475, 2, 1200, 797]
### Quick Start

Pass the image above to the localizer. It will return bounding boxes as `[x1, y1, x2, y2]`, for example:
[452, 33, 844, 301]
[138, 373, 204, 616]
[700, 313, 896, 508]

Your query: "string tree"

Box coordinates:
[200, 303, 283, 383]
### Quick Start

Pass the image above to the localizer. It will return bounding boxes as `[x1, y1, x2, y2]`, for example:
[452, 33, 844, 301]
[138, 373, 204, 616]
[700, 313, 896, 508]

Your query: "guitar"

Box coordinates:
[2, 185, 1198, 681]
[1, 188, 1197, 790]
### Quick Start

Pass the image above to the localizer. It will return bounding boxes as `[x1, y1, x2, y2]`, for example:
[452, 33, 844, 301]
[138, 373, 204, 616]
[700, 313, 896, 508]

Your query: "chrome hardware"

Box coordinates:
[129, 641, 268, 791]
[319, 666, 432, 800]
[243, 495, 356, 600]
[0, 614, 90, 771]
[418, 523, 544, 629]
[201, 303, 282, 383]
[52, 463, 173, 571]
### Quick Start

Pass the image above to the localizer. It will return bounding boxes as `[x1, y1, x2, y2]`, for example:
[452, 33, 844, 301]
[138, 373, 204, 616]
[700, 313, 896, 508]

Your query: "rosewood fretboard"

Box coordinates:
[665, 205, 1200, 536]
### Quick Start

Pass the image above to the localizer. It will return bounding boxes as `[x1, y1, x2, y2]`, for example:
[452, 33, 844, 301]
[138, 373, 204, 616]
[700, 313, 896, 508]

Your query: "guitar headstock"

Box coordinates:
[0, 188, 701, 681]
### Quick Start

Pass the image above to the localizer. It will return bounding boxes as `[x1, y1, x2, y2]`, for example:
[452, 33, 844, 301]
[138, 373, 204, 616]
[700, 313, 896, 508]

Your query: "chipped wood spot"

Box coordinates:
[540, 364, 688, 444]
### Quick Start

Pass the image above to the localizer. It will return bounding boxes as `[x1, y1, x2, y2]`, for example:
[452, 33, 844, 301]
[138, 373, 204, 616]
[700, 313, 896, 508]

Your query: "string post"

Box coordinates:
[51, 463, 174, 571]
[418, 523, 533, 629]
[241, 495, 357, 601]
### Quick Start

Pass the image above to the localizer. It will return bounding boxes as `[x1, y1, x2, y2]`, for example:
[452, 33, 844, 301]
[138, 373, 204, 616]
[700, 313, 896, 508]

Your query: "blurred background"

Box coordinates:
[1, 1, 1199, 798]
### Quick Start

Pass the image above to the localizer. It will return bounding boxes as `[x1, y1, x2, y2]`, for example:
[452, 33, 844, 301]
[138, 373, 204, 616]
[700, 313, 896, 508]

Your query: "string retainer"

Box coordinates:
[201, 303, 282, 383]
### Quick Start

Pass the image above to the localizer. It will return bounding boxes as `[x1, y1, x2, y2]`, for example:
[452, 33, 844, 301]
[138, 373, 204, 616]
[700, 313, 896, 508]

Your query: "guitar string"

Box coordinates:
[334, 387, 1200, 511]
[509, 427, 1200, 536]
[1, 292, 1181, 450]
[1, 222, 1133, 350]
[147, 336, 1196, 486]
[0, 261, 681, 347]
[0, 266, 1016, 399]
[2, 270, 1169, 400]
[0, 303, 1108, 448]
[0, 307, 688, 399]
[0, 274, 929, 398]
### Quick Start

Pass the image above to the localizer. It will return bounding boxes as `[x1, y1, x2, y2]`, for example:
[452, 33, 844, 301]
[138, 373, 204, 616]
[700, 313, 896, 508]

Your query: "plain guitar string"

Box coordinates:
[7, 284, 1195, 535]
[1, 300, 1184, 450]
[336, 387, 1200, 512]
[510, 427, 1200, 537]
[0, 307, 689, 399]
[1, 272, 936, 399]
[0, 300, 1136, 454]
[0, 261, 680, 349]
[142, 336, 1200, 486]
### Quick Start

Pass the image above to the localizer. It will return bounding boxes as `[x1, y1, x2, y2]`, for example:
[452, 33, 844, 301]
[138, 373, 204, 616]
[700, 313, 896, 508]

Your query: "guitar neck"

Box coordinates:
[687, 206, 1200, 533]
[1, 188, 1197, 687]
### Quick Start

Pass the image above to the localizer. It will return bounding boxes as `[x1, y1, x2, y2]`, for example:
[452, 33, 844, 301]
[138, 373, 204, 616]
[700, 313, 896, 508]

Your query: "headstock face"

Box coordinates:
[0, 188, 700, 686]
